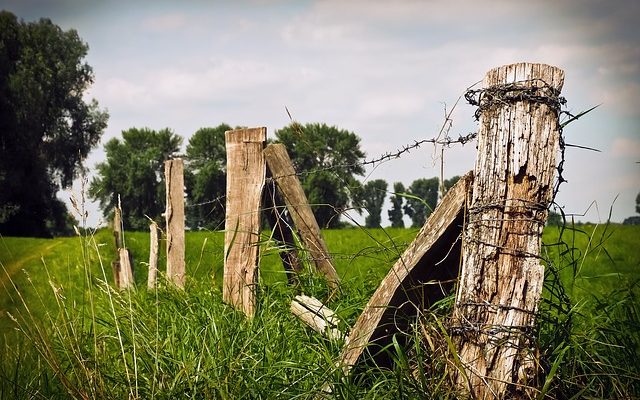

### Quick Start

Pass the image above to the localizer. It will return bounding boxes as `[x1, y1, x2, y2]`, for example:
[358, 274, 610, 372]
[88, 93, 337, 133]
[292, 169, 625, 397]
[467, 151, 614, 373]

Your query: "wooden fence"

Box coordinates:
[108, 62, 562, 399]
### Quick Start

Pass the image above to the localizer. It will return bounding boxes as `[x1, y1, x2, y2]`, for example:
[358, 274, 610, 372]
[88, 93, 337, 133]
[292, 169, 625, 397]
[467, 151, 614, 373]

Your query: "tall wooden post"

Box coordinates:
[165, 159, 185, 288]
[224, 127, 266, 318]
[452, 63, 565, 399]
[148, 222, 159, 289]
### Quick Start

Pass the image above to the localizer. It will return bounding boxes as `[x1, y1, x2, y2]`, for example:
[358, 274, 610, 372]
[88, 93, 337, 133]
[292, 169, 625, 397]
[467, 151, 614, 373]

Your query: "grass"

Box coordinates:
[0, 223, 638, 399]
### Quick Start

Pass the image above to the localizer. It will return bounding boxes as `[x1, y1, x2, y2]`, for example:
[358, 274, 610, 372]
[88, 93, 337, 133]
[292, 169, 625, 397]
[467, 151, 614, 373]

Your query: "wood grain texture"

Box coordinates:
[223, 128, 266, 318]
[452, 63, 564, 399]
[165, 159, 185, 288]
[113, 206, 123, 249]
[264, 144, 340, 290]
[118, 248, 134, 290]
[340, 172, 473, 370]
[290, 295, 342, 341]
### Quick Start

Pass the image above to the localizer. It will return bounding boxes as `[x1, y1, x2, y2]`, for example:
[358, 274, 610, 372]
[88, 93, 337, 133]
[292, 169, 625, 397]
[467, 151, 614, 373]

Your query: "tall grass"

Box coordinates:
[535, 222, 640, 398]
[1, 222, 639, 399]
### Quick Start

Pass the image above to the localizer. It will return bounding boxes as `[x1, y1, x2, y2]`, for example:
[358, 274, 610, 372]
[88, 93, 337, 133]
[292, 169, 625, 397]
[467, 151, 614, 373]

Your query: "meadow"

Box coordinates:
[0, 223, 638, 398]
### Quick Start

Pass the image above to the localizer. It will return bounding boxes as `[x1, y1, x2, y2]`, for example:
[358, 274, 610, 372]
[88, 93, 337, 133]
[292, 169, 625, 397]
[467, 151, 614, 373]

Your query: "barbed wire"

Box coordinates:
[464, 79, 567, 121]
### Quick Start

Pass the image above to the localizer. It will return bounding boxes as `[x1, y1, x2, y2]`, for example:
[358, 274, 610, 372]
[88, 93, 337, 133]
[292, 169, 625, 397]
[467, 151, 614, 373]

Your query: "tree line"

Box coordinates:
[88, 123, 461, 231]
[0, 12, 459, 236]
[0, 11, 107, 237]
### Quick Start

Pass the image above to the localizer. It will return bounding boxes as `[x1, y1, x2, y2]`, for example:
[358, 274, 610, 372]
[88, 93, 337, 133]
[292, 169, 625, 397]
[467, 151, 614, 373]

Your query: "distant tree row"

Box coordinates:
[383, 176, 461, 228]
[0, 11, 459, 235]
[89, 123, 363, 230]
[88, 123, 462, 231]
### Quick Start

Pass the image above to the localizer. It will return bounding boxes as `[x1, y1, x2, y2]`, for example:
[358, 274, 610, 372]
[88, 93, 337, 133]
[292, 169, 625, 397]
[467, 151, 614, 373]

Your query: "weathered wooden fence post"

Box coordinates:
[165, 158, 185, 288]
[118, 248, 134, 289]
[111, 205, 134, 290]
[264, 143, 340, 290]
[224, 127, 266, 318]
[113, 206, 123, 249]
[148, 221, 159, 289]
[452, 63, 565, 399]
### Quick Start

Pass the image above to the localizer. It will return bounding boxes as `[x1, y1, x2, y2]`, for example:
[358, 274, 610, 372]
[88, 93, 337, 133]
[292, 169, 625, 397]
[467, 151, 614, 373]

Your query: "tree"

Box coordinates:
[388, 182, 406, 228]
[274, 122, 365, 228]
[443, 175, 461, 193]
[89, 128, 182, 230]
[184, 124, 230, 230]
[403, 177, 439, 228]
[361, 179, 388, 228]
[0, 12, 108, 237]
[636, 191, 640, 214]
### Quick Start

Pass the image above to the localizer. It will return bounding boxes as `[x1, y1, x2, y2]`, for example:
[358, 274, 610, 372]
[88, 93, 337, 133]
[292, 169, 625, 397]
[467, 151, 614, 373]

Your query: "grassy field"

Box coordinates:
[0, 223, 638, 398]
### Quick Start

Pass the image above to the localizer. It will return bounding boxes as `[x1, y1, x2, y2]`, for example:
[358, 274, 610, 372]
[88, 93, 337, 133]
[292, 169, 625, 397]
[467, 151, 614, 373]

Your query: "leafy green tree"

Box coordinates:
[0, 12, 108, 236]
[388, 182, 406, 228]
[636, 192, 640, 214]
[185, 124, 230, 230]
[89, 128, 182, 230]
[547, 210, 562, 226]
[403, 177, 439, 228]
[443, 175, 461, 193]
[274, 122, 365, 228]
[361, 179, 388, 228]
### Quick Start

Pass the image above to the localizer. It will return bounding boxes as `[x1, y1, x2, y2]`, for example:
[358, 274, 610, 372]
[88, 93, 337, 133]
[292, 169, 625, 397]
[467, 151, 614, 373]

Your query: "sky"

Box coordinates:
[2, 0, 639, 227]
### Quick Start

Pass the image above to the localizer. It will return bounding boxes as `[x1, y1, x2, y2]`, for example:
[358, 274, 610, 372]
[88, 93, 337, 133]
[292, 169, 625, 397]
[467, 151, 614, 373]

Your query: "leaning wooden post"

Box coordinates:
[264, 144, 340, 290]
[165, 159, 185, 288]
[148, 222, 159, 289]
[224, 127, 266, 318]
[263, 180, 303, 286]
[452, 63, 565, 399]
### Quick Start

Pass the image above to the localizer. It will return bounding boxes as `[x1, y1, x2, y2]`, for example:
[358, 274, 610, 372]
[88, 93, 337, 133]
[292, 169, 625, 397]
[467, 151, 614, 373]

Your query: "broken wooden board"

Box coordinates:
[339, 172, 473, 370]
[291, 295, 343, 341]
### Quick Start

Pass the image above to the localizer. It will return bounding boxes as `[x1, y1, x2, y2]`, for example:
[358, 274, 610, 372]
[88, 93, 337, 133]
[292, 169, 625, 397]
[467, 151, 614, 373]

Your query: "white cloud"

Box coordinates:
[93, 58, 324, 119]
[599, 82, 640, 117]
[100, 77, 152, 108]
[142, 13, 188, 32]
[356, 93, 425, 120]
[611, 137, 640, 158]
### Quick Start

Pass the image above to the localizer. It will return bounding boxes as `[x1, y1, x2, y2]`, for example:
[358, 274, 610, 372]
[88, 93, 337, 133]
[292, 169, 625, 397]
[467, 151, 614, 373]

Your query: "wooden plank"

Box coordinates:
[291, 295, 343, 341]
[165, 159, 185, 288]
[339, 172, 473, 370]
[263, 144, 340, 290]
[148, 222, 159, 289]
[452, 63, 564, 399]
[223, 127, 266, 318]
